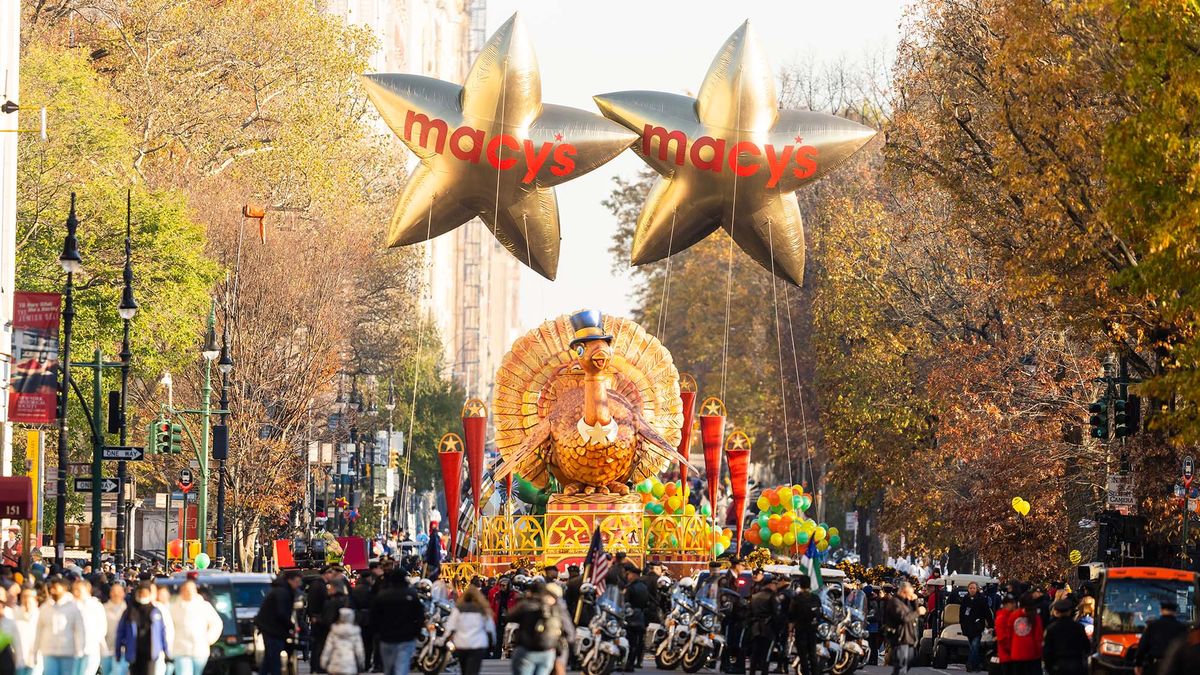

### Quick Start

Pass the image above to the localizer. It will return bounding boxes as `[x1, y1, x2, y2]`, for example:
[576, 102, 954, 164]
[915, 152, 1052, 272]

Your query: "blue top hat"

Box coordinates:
[568, 309, 613, 347]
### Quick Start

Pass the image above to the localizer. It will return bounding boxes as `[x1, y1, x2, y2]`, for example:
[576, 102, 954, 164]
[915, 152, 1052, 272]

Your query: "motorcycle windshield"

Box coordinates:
[843, 588, 866, 614]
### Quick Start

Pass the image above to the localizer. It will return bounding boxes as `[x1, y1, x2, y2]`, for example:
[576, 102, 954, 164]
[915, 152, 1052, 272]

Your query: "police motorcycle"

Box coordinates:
[573, 582, 630, 675]
[797, 582, 866, 675]
[413, 578, 457, 675]
[680, 589, 725, 673]
[501, 574, 532, 658]
[649, 577, 694, 670]
[831, 586, 870, 675]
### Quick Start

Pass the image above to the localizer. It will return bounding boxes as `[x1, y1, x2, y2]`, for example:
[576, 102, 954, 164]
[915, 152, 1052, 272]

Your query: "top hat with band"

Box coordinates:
[568, 309, 613, 347]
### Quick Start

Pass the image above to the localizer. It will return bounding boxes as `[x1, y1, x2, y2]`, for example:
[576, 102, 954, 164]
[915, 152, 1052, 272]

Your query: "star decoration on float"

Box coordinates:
[594, 21, 877, 285]
[362, 13, 637, 280]
[439, 434, 463, 454]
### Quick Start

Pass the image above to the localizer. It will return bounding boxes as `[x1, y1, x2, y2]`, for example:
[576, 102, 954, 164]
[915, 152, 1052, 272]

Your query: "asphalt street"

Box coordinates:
[298, 658, 962, 675]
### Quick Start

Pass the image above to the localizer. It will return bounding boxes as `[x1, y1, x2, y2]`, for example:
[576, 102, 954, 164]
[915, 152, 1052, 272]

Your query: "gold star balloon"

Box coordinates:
[594, 22, 877, 285]
[362, 14, 637, 280]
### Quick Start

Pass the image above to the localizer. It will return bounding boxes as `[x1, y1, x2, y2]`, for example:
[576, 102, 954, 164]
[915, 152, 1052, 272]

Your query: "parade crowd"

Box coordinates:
[0, 553, 1196, 675]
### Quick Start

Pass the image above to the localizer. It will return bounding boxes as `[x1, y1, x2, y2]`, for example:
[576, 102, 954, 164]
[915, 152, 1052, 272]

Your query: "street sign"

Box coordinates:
[1185, 455, 1195, 486]
[73, 477, 119, 494]
[178, 468, 193, 490]
[1106, 473, 1137, 514]
[170, 491, 198, 503]
[155, 492, 168, 509]
[102, 446, 145, 461]
[67, 463, 90, 476]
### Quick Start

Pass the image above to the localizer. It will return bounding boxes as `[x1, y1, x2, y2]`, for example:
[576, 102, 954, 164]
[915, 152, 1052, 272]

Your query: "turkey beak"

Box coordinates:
[590, 342, 612, 371]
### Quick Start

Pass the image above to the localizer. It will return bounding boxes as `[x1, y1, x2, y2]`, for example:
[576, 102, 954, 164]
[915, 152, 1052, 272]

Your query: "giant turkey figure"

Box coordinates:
[493, 310, 686, 495]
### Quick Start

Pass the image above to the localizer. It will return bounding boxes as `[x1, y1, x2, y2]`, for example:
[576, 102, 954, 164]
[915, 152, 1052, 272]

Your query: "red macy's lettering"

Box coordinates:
[642, 125, 818, 188]
[404, 111, 577, 183]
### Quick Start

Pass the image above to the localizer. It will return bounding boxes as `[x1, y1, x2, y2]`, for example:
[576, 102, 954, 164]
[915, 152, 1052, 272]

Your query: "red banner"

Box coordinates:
[726, 446, 751, 555]
[462, 415, 487, 516]
[700, 414, 725, 511]
[438, 445, 464, 557]
[9, 292, 61, 425]
[678, 391, 697, 481]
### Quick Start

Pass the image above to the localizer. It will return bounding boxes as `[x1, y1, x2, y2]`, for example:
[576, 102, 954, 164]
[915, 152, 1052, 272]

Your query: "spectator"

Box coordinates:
[11, 587, 38, 675]
[319, 609, 363, 675]
[73, 580, 106, 675]
[167, 581, 223, 675]
[447, 587, 496, 675]
[372, 573, 424, 675]
[32, 578, 85, 675]
[255, 571, 302, 675]
[114, 583, 169, 675]
[102, 584, 127, 675]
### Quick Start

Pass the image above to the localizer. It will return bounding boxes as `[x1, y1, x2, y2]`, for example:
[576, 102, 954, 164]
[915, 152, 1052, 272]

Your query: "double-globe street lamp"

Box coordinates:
[54, 193, 138, 571]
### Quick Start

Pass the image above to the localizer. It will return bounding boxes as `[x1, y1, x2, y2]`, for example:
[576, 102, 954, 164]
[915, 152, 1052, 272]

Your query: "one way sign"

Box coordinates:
[74, 478, 119, 494]
[102, 446, 145, 461]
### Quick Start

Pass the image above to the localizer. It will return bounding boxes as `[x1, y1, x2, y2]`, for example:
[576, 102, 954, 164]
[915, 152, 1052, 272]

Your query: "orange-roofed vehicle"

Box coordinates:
[1088, 566, 1198, 675]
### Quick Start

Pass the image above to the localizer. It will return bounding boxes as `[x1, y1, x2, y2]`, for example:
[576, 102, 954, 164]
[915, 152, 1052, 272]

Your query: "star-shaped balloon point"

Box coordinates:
[594, 21, 877, 285]
[362, 13, 638, 280]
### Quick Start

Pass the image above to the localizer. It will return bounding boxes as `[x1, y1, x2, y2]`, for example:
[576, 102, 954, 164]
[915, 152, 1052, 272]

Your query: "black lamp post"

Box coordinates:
[115, 191, 138, 570]
[215, 333, 232, 567]
[54, 194, 82, 571]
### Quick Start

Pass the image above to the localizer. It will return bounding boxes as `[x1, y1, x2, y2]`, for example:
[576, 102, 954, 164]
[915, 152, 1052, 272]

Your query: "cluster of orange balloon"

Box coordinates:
[635, 478, 734, 554]
[1011, 497, 1031, 516]
[744, 485, 841, 554]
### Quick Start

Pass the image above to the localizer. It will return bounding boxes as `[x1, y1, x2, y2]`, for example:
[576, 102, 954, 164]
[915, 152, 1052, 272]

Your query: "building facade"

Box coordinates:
[326, 0, 523, 401]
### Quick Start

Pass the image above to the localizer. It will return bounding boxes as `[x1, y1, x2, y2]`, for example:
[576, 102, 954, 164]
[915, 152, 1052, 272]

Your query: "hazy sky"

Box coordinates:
[481, 0, 910, 327]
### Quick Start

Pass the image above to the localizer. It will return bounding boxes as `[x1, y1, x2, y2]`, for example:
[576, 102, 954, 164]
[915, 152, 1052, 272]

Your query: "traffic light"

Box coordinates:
[154, 418, 172, 454]
[1088, 400, 1108, 439]
[388, 450, 399, 469]
[170, 423, 183, 454]
[1114, 398, 1128, 437]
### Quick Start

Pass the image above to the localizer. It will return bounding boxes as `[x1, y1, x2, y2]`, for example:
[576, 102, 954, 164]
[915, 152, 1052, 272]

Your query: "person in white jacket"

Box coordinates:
[101, 584, 127, 675]
[446, 587, 496, 675]
[167, 581, 223, 675]
[32, 578, 85, 675]
[12, 587, 41, 675]
[319, 608, 363, 675]
[73, 579, 108, 675]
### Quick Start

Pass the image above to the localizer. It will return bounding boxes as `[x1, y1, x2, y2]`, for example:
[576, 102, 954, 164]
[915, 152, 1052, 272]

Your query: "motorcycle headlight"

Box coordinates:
[700, 614, 715, 631]
[606, 619, 620, 635]
[850, 621, 866, 639]
[817, 623, 834, 640]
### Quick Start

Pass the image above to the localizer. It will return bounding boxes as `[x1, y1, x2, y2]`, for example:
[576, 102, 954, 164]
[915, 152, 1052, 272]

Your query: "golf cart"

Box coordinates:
[916, 573, 998, 669]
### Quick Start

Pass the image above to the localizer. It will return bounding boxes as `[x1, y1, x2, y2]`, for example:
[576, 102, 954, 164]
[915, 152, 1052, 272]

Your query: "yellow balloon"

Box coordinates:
[684, 504, 697, 516]
[1011, 496, 1023, 511]
[783, 532, 796, 546]
[667, 496, 682, 511]
[814, 527, 827, 542]
[778, 487, 793, 503]
[1017, 501, 1031, 517]
[828, 527, 839, 537]
[816, 539, 829, 552]
[1068, 550, 1082, 565]
[770, 533, 784, 548]
[757, 496, 771, 511]
[794, 484, 804, 496]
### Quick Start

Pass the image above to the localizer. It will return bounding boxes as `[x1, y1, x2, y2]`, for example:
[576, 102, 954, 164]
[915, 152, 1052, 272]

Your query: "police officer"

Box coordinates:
[720, 559, 748, 674]
[624, 564, 653, 672]
[789, 574, 821, 675]
[1137, 600, 1188, 675]
[747, 574, 778, 675]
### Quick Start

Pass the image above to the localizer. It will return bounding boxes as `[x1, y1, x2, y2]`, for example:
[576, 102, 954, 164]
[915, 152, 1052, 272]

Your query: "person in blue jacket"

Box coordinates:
[115, 583, 169, 675]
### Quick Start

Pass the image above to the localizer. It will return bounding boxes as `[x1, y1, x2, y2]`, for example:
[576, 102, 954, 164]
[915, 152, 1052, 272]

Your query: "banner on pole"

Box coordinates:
[9, 292, 62, 424]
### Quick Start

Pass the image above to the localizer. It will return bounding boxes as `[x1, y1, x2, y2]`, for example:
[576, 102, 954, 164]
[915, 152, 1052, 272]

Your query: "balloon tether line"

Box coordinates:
[765, 217, 794, 485]
[656, 208, 678, 340]
[400, 197, 435, 528]
[782, 283, 812, 488]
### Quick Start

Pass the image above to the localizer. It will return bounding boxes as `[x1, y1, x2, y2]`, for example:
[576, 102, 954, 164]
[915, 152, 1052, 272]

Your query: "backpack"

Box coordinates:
[517, 599, 563, 651]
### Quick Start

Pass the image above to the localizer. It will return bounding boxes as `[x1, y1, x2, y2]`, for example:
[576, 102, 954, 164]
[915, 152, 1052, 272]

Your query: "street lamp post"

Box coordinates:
[54, 194, 82, 571]
[115, 193, 138, 570]
[198, 304, 219, 555]
[215, 334, 232, 566]
[385, 379, 396, 535]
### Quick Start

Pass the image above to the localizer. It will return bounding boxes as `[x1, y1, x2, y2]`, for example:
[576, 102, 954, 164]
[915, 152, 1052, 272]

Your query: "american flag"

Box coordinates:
[584, 526, 611, 594]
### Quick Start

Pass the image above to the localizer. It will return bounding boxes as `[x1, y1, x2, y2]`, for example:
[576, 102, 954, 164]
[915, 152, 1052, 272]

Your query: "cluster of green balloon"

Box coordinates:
[635, 477, 732, 555]
[635, 478, 710, 517]
[194, 552, 211, 570]
[745, 484, 842, 554]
